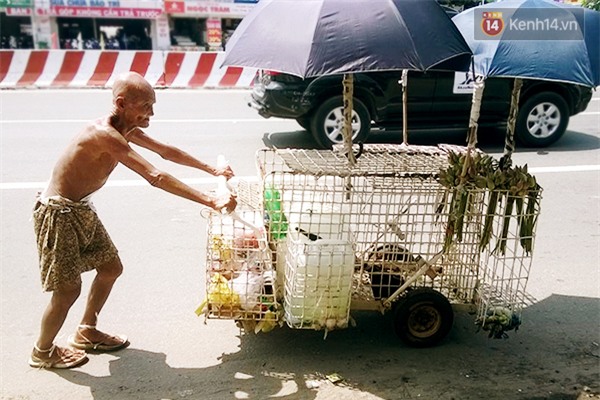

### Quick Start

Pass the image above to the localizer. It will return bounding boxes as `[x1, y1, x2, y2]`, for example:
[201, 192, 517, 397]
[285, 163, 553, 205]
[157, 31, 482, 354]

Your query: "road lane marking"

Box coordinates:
[528, 165, 600, 173]
[1, 166, 597, 190]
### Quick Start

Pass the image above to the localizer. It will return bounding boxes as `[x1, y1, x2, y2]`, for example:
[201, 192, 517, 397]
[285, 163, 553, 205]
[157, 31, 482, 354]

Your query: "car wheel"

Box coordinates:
[310, 96, 370, 149]
[393, 288, 453, 347]
[516, 92, 569, 147]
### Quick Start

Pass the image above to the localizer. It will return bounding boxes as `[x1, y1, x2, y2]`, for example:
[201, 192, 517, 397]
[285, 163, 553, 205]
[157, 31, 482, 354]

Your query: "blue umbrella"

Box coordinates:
[583, 7, 600, 88]
[453, 0, 599, 88]
[452, 0, 599, 160]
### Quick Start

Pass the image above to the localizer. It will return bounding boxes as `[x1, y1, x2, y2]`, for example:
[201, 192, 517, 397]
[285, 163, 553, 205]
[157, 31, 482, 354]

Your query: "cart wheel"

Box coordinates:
[393, 288, 453, 347]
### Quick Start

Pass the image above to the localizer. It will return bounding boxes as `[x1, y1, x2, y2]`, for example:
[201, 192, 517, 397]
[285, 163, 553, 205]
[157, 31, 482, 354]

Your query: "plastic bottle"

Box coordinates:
[216, 155, 232, 198]
[264, 186, 288, 240]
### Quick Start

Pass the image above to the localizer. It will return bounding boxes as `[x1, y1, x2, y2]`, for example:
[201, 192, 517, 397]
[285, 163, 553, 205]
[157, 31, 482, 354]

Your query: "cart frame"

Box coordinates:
[200, 144, 541, 345]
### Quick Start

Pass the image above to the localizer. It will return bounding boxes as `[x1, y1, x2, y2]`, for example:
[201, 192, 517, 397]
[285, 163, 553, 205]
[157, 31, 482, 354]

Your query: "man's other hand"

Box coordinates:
[215, 165, 234, 180]
[213, 194, 237, 214]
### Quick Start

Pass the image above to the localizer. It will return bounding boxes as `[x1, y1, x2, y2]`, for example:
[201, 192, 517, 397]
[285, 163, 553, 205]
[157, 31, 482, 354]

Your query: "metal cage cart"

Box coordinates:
[200, 143, 541, 346]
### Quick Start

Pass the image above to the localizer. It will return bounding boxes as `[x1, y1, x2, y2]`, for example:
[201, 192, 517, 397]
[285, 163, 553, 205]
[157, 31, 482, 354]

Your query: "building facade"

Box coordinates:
[0, 0, 258, 50]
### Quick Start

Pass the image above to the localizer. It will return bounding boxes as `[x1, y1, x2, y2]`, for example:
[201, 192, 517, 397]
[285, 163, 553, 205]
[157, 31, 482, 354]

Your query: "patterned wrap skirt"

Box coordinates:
[33, 195, 119, 292]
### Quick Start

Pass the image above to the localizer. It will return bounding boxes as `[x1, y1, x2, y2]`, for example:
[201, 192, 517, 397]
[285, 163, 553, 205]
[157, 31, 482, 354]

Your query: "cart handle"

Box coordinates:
[216, 155, 264, 237]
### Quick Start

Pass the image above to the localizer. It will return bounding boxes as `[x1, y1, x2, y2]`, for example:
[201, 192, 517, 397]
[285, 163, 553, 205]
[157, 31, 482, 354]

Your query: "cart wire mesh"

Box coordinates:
[255, 144, 540, 335]
[201, 203, 281, 333]
[201, 144, 541, 338]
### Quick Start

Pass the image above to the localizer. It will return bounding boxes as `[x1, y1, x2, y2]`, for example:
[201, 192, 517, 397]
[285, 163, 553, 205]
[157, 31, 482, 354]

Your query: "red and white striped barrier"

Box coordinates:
[0, 50, 258, 89]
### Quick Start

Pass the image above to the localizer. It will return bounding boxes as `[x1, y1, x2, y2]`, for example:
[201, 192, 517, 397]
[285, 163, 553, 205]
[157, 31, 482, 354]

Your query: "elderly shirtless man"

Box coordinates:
[29, 72, 237, 369]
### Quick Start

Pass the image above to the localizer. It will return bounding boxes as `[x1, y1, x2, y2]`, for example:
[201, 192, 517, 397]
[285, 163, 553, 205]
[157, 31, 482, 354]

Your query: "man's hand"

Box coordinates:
[213, 194, 237, 214]
[214, 165, 234, 180]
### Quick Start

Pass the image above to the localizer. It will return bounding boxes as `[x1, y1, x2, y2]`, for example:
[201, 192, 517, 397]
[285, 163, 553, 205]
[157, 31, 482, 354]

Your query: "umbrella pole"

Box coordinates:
[401, 69, 408, 145]
[343, 73, 356, 166]
[467, 77, 484, 149]
[500, 78, 522, 170]
[459, 76, 485, 179]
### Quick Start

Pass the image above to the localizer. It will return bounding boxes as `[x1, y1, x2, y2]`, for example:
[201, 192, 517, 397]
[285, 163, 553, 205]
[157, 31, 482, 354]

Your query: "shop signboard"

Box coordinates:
[1, 0, 33, 15]
[34, 0, 163, 18]
[5, 6, 32, 13]
[165, 0, 254, 17]
[164, 0, 183, 13]
[0, 0, 33, 7]
[206, 17, 221, 48]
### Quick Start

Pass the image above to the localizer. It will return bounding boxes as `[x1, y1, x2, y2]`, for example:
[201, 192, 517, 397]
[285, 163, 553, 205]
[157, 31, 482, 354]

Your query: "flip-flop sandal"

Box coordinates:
[68, 324, 129, 352]
[29, 344, 88, 369]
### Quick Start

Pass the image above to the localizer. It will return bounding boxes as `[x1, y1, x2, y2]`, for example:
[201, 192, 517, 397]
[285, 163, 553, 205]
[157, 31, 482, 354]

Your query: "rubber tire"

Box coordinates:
[393, 288, 454, 348]
[515, 92, 569, 147]
[296, 116, 311, 131]
[309, 96, 370, 149]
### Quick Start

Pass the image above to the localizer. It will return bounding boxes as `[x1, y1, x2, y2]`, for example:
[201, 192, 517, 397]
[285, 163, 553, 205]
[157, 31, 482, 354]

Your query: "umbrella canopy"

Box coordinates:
[583, 7, 600, 87]
[452, 0, 600, 88]
[223, 0, 473, 77]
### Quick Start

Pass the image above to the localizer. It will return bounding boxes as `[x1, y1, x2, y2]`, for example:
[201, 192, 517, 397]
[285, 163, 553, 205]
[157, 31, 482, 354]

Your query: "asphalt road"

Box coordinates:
[0, 89, 599, 400]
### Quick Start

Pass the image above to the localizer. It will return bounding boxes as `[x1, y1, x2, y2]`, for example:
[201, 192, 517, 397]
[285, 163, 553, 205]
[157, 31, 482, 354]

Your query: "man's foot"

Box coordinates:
[29, 344, 88, 369]
[68, 324, 129, 352]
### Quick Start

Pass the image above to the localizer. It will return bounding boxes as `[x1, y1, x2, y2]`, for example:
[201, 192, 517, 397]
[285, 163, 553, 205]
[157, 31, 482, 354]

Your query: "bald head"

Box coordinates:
[112, 72, 154, 103]
[110, 71, 156, 131]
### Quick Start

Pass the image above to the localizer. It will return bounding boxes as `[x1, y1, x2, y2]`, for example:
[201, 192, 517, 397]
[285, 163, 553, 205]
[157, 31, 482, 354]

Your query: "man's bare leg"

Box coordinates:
[30, 283, 87, 367]
[72, 257, 128, 349]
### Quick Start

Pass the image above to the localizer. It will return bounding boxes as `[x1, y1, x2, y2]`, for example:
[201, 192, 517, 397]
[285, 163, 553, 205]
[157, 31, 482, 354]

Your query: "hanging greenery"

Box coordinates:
[582, 0, 600, 11]
[438, 152, 542, 255]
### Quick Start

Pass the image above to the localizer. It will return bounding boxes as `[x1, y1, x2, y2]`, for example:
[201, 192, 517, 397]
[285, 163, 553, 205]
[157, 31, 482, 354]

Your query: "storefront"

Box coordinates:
[1, 0, 34, 48]
[56, 17, 154, 49]
[2, 0, 258, 50]
[165, 0, 256, 51]
[32, 0, 167, 49]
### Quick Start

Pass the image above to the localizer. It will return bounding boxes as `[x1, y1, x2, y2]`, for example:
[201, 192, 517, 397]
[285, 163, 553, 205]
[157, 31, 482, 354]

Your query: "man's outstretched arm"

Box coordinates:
[127, 128, 234, 179]
[106, 130, 236, 212]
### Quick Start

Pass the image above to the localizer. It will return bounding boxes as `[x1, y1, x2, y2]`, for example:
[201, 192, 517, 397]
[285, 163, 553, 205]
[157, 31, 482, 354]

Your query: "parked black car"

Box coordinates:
[249, 69, 593, 148]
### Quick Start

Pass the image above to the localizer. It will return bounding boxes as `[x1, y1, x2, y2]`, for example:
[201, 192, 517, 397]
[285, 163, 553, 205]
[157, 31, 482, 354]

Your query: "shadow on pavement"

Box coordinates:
[532, 129, 600, 153]
[52, 294, 599, 400]
[261, 131, 321, 149]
